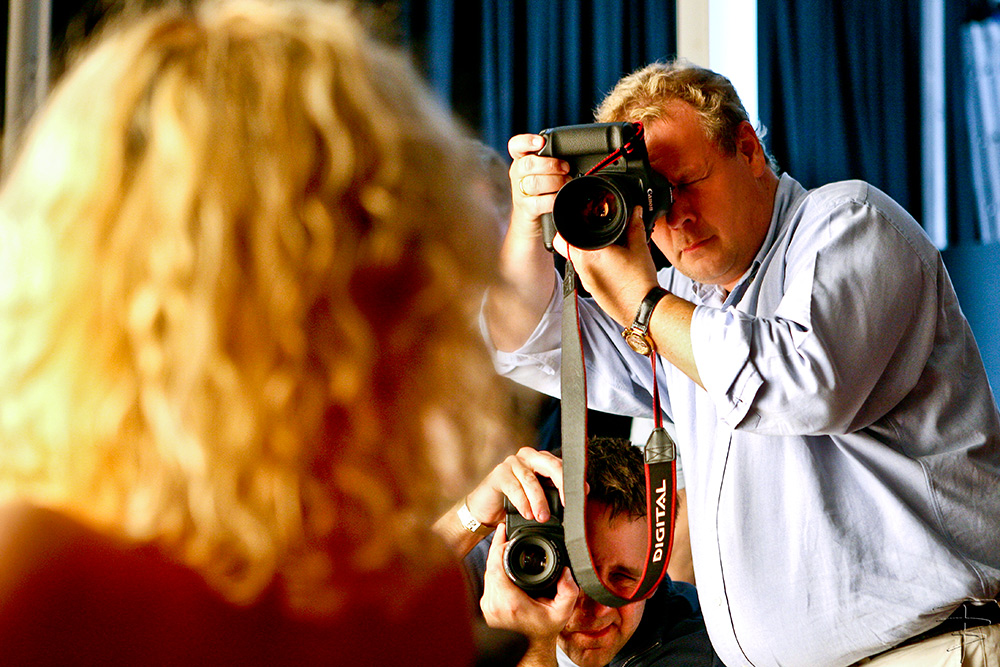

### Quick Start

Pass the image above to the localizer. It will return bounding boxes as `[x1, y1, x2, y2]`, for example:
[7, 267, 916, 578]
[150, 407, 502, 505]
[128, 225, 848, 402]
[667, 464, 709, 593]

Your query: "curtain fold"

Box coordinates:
[758, 0, 922, 220]
[758, 0, 992, 244]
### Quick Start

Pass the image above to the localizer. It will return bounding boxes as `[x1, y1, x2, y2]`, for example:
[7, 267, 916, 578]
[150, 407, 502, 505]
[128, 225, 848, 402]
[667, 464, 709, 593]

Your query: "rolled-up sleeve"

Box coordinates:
[690, 184, 939, 436]
[691, 305, 764, 428]
[483, 279, 565, 398]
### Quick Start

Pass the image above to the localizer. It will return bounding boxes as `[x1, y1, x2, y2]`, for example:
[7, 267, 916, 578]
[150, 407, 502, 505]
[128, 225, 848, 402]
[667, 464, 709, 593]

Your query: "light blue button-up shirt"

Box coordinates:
[486, 174, 1000, 667]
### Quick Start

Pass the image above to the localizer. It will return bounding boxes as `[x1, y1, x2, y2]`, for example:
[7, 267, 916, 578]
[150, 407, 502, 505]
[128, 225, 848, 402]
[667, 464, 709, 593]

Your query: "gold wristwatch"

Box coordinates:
[622, 286, 669, 356]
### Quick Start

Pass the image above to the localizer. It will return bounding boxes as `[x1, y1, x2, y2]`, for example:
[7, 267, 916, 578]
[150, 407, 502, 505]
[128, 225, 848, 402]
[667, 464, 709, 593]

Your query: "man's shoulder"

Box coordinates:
[785, 178, 935, 266]
[807, 178, 870, 200]
[612, 627, 719, 667]
[609, 624, 719, 667]
[798, 179, 917, 228]
[649, 578, 700, 617]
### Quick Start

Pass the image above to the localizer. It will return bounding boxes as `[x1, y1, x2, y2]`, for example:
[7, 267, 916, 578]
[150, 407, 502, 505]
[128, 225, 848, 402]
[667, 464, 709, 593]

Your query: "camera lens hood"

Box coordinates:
[502, 532, 565, 595]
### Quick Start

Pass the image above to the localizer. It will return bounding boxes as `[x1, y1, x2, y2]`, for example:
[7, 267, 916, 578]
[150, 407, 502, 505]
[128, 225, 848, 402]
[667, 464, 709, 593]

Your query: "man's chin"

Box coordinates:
[559, 632, 621, 667]
[672, 259, 726, 287]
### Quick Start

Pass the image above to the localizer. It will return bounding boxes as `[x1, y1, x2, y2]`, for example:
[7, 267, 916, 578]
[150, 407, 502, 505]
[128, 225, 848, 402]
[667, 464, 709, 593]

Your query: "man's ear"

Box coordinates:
[735, 121, 766, 177]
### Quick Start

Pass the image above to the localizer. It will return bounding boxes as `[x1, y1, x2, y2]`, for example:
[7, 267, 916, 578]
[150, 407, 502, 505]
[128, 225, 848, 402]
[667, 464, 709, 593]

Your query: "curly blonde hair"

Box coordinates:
[0, 0, 519, 613]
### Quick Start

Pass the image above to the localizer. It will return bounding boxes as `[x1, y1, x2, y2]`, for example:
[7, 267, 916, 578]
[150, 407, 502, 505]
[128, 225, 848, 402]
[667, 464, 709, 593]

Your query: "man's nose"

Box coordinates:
[575, 593, 614, 618]
[662, 196, 692, 230]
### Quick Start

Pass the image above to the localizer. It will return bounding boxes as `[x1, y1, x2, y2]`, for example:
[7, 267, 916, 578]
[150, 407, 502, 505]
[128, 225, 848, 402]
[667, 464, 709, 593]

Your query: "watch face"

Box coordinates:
[624, 331, 652, 356]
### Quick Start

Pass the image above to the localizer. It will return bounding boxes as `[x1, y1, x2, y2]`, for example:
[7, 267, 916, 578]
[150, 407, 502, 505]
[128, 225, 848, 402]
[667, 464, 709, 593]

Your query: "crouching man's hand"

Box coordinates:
[481, 523, 578, 667]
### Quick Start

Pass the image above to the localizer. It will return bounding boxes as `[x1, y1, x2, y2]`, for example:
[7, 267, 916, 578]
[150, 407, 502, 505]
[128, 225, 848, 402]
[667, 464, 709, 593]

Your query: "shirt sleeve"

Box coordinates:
[691, 183, 940, 436]
[481, 275, 564, 398]
[482, 269, 670, 419]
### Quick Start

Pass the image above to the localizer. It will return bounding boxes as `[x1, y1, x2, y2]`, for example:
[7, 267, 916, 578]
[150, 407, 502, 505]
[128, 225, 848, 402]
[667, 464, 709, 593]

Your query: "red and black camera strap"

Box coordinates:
[560, 260, 677, 608]
[583, 122, 645, 176]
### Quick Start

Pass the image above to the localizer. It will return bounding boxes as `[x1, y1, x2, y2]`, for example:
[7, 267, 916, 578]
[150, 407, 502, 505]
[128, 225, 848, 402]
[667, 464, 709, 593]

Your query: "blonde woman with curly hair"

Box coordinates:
[0, 0, 522, 663]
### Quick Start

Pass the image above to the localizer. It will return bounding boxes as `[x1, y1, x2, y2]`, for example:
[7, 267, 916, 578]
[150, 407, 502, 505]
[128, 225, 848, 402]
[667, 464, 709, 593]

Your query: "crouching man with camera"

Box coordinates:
[433, 437, 718, 667]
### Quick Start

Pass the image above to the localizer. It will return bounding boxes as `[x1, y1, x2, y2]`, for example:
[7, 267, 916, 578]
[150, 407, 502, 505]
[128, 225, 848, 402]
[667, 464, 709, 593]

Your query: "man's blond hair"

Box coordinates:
[596, 59, 769, 164]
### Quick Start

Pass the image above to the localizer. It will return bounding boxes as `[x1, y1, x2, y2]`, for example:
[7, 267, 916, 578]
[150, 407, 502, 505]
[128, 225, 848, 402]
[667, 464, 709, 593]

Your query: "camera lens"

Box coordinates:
[517, 543, 550, 576]
[503, 534, 564, 593]
[552, 175, 628, 250]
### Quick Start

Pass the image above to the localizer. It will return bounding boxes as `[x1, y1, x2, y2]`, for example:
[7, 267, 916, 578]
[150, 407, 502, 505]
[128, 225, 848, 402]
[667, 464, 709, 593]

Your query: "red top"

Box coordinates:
[0, 503, 475, 666]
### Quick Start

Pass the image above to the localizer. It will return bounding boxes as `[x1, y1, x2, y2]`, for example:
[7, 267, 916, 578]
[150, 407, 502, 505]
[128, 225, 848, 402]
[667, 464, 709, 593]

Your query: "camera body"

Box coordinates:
[502, 481, 568, 599]
[538, 122, 671, 251]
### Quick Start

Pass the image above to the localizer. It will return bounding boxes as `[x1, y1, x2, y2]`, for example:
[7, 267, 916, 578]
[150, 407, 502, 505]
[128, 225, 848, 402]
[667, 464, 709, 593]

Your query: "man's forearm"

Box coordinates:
[432, 499, 492, 559]
[486, 225, 557, 352]
[647, 292, 702, 388]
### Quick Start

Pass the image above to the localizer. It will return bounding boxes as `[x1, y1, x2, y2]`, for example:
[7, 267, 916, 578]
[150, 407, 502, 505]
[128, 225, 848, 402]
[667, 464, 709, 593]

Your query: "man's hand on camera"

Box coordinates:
[432, 447, 574, 559]
[552, 205, 661, 329]
[554, 207, 703, 386]
[485, 135, 567, 353]
[466, 447, 566, 527]
[507, 133, 570, 240]
[481, 523, 578, 647]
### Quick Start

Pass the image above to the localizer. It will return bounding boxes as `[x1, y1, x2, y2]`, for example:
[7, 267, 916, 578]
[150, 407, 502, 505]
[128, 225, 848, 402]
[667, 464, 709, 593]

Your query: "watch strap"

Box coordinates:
[623, 286, 669, 355]
[631, 286, 669, 334]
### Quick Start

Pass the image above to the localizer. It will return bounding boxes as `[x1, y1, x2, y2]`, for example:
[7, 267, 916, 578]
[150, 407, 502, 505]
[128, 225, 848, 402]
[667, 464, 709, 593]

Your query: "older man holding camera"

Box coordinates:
[482, 59, 1000, 666]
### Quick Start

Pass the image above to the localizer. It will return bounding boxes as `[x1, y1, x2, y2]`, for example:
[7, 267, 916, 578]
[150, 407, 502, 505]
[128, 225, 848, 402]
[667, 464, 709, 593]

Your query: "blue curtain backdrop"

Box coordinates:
[758, 0, 991, 245]
[393, 0, 677, 157]
[756, 0, 998, 401]
[757, 0, 923, 222]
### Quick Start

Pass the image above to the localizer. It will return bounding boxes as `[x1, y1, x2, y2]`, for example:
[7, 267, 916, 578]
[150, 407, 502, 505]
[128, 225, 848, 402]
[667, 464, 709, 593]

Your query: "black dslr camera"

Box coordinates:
[538, 122, 671, 251]
[502, 481, 568, 599]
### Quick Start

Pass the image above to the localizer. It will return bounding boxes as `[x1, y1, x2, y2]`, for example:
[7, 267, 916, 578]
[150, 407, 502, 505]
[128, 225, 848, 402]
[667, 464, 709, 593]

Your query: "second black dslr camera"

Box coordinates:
[502, 481, 568, 599]
[538, 122, 672, 251]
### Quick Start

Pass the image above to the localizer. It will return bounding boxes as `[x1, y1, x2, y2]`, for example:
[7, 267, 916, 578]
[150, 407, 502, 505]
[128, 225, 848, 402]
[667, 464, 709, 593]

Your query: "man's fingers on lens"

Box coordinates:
[551, 232, 569, 258]
[515, 469, 552, 523]
[629, 206, 647, 242]
[484, 522, 507, 570]
[482, 524, 534, 622]
[552, 567, 580, 610]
